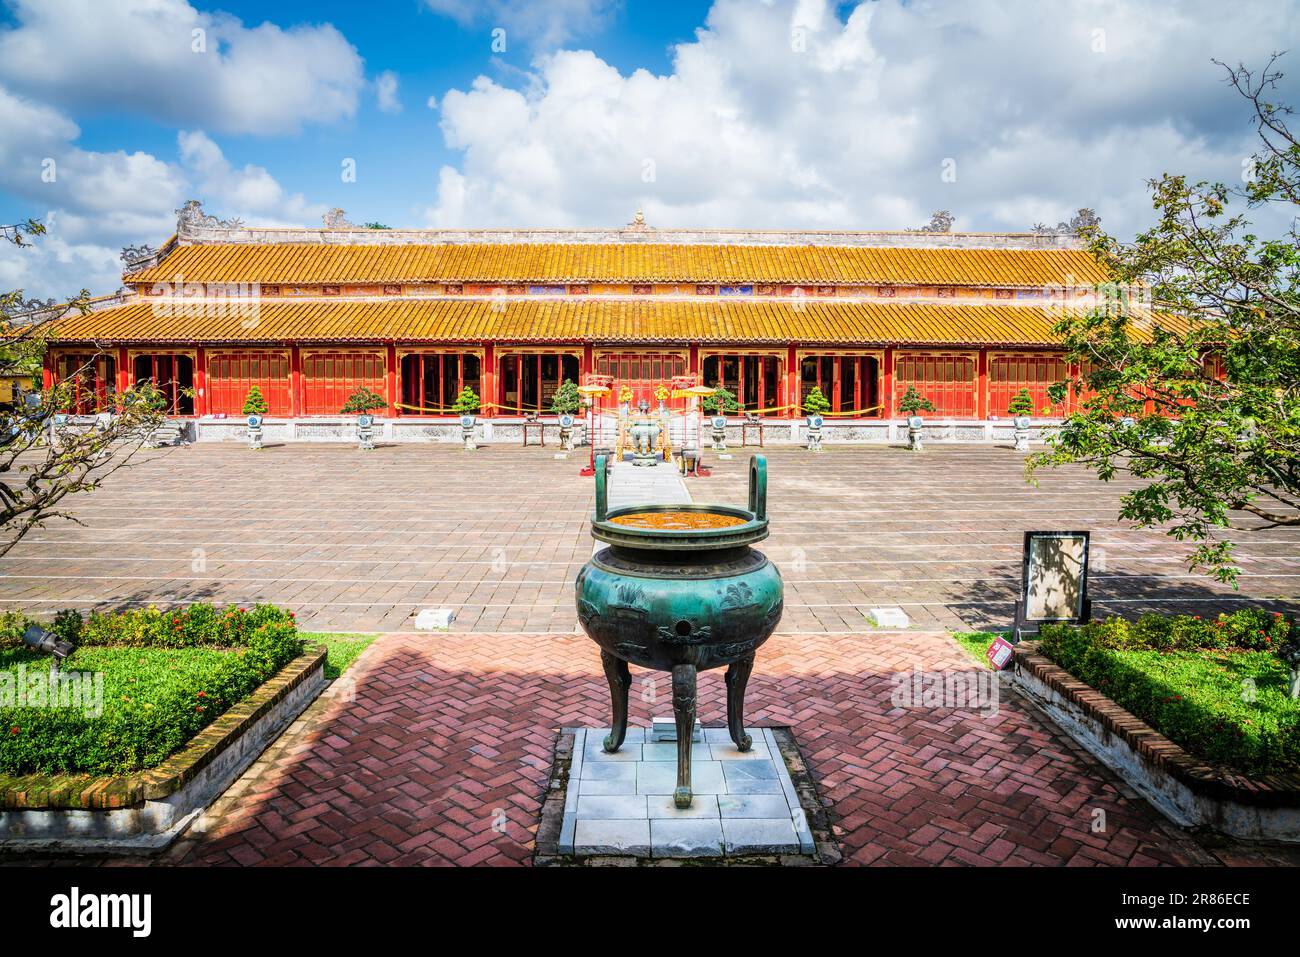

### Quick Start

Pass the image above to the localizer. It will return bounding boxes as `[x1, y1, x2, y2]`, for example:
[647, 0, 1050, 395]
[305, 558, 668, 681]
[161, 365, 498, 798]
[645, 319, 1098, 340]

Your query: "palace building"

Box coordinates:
[39, 203, 1148, 442]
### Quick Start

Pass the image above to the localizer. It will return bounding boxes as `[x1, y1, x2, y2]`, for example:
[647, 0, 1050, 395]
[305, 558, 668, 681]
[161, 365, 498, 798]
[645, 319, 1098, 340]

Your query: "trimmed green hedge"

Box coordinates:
[1037, 609, 1300, 777]
[0, 604, 304, 775]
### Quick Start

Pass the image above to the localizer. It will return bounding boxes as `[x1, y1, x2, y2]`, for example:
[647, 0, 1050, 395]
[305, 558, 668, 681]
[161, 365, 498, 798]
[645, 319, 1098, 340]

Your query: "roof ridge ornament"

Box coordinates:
[120, 243, 158, 273]
[625, 207, 651, 231]
[323, 208, 356, 229]
[1032, 208, 1100, 237]
[176, 200, 244, 235]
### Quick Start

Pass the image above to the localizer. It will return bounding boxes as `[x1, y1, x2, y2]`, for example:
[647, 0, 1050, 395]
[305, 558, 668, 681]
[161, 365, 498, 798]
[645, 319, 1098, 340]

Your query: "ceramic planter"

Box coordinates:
[805, 413, 824, 451]
[906, 414, 924, 451]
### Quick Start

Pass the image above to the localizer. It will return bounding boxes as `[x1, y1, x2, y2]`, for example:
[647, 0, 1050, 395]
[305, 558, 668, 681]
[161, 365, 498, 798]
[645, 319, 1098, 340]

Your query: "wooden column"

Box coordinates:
[195, 346, 208, 416]
[483, 343, 496, 416]
[384, 344, 397, 417]
[689, 343, 700, 379]
[883, 346, 895, 418]
[289, 345, 303, 418]
[42, 350, 54, 390]
[785, 344, 797, 418]
[976, 348, 989, 420]
[118, 346, 130, 392]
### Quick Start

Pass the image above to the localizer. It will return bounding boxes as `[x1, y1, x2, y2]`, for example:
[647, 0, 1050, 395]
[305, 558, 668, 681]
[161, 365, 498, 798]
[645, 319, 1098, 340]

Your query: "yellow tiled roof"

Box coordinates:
[43, 297, 1175, 348]
[125, 242, 1109, 288]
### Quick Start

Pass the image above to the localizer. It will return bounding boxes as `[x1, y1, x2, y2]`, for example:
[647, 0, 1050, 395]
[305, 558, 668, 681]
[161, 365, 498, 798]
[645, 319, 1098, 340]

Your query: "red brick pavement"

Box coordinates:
[158, 629, 1252, 867]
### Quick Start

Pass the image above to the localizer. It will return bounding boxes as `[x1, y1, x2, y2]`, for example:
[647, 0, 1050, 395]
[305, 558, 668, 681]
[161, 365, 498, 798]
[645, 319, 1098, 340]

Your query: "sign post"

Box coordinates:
[1012, 530, 1092, 643]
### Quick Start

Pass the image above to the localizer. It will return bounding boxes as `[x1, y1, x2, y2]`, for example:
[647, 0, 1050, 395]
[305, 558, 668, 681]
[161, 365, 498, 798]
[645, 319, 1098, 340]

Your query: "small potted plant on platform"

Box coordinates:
[1007, 387, 1034, 452]
[702, 385, 738, 451]
[452, 385, 481, 449]
[341, 386, 386, 450]
[551, 378, 582, 450]
[242, 386, 269, 450]
[803, 385, 831, 451]
[898, 386, 936, 451]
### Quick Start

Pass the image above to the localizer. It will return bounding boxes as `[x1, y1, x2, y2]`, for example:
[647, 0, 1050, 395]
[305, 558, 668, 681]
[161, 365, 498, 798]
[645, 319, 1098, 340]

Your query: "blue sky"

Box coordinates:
[0, 0, 1297, 299]
[24, 0, 714, 230]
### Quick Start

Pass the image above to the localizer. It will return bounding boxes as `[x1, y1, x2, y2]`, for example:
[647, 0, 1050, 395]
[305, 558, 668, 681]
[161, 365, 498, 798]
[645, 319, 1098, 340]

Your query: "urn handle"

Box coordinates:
[594, 454, 608, 521]
[748, 454, 767, 521]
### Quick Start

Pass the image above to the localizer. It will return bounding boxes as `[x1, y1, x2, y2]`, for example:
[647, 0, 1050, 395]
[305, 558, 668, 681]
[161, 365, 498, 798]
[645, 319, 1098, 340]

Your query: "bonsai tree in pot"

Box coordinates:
[1007, 387, 1035, 452]
[898, 386, 936, 451]
[341, 386, 386, 450]
[803, 385, 831, 451]
[242, 386, 269, 449]
[550, 378, 582, 449]
[242, 386, 269, 418]
[803, 386, 830, 420]
[452, 386, 481, 449]
[702, 386, 738, 451]
[340, 386, 386, 417]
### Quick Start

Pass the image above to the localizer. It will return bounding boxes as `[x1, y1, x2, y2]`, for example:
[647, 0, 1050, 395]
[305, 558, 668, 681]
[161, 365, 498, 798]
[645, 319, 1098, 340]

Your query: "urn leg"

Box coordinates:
[724, 654, 755, 752]
[671, 663, 697, 808]
[600, 652, 631, 753]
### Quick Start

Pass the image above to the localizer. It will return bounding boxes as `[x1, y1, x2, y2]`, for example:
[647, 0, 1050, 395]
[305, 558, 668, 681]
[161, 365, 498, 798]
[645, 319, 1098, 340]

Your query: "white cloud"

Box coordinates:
[0, 0, 366, 135]
[178, 131, 325, 226]
[0, 93, 323, 299]
[424, 0, 1300, 237]
[375, 71, 402, 114]
[423, 0, 618, 49]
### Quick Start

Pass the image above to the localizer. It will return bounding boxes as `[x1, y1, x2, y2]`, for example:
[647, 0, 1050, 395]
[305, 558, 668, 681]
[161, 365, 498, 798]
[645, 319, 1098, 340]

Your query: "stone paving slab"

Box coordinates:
[561, 727, 811, 858]
[3, 444, 1295, 634]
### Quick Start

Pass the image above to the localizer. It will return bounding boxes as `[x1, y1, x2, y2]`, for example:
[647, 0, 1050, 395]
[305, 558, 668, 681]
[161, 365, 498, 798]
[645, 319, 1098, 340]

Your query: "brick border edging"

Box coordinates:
[0, 643, 328, 811]
[1012, 642, 1300, 808]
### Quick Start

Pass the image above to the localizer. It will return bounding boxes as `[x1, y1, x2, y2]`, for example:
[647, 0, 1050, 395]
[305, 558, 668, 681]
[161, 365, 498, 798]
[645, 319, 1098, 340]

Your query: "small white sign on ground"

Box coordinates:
[414, 608, 456, 630]
[865, 606, 910, 628]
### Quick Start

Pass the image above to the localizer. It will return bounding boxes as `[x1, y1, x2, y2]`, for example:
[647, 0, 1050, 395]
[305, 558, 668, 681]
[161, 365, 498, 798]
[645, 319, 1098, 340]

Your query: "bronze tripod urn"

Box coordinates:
[574, 455, 784, 808]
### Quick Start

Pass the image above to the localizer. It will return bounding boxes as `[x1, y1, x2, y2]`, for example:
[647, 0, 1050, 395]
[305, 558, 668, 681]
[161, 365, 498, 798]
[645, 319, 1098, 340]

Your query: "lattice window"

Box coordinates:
[894, 353, 977, 417]
[303, 352, 387, 416]
[206, 351, 290, 416]
[988, 355, 1067, 417]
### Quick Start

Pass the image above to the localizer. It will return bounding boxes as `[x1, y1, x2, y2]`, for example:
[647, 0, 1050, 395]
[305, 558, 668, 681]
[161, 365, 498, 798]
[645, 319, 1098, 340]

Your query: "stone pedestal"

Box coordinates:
[558, 726, 814, 859]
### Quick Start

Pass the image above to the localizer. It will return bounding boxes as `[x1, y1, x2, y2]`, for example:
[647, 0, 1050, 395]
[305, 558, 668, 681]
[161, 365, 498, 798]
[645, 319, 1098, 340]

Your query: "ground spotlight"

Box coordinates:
[22, 623, 76, 661]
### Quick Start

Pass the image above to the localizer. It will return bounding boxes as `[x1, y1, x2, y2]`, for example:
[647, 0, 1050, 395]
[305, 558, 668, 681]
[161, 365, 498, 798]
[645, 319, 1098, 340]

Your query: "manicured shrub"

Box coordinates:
[451, 386, 480, 416]
[1039, 608, 1291, 655]
[0, 604, 305, 775]
[550, 379, 582, 416]
[339, 386, 386, 415]
[1007, 387, 1035, 416]
[1037, 609, 1299, 776]
[802, 386, 831, 415]
[701, 386, 738, 415]
[241, 386, 269, 416]
[898, 386, 936, 416]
